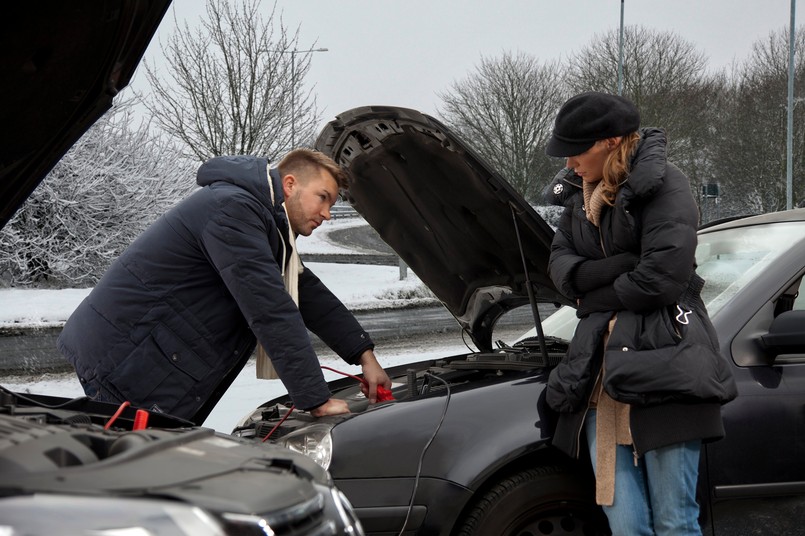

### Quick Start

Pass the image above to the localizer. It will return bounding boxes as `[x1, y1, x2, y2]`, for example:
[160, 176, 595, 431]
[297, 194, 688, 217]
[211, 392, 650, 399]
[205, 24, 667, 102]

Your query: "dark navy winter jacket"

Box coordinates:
[58, 156, 374, 423]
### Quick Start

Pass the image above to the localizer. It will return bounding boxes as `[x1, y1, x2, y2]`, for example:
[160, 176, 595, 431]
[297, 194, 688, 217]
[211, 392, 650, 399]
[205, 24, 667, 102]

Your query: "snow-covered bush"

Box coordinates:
[0, 102, 196, 287]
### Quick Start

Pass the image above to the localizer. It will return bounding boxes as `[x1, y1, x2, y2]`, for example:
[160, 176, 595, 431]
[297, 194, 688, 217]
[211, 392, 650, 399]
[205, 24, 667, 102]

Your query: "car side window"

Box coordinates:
[697, 223, 805, 317]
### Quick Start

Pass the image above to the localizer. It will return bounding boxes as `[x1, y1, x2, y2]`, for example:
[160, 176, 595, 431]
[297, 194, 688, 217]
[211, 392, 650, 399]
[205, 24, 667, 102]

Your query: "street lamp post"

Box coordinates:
[618, 0, 625, 95]
[287, 47, 328, 147]
[785, 0, 796, 209]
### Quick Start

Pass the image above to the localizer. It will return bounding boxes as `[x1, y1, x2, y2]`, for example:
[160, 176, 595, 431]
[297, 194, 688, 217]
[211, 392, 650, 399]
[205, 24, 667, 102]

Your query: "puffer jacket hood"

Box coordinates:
[197, 155, 285, 218]
[622, 127, 667, 199]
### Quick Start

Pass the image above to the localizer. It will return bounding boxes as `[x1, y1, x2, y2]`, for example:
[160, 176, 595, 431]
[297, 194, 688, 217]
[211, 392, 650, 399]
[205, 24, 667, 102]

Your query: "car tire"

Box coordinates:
[455, 465, 610, 536]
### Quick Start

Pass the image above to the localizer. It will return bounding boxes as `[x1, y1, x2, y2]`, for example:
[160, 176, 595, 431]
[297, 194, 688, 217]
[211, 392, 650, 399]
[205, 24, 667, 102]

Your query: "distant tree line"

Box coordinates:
[439, 25, 805, 222]
[1, 1, 802, 287]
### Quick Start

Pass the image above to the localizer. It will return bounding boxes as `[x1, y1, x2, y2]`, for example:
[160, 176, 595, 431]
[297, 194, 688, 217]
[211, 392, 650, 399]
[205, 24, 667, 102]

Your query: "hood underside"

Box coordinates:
[315, 106, 568, 351]
[0, 1, 172, 229]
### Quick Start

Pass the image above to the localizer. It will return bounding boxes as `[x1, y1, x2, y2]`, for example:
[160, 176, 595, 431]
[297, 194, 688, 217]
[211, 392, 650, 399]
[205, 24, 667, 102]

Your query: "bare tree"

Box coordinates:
[711, 27, 805, 216]
[143, 0, 321, 162]
[0, 101, 195, 287]
[567, 26, 721, 201]
[437, 52, 568, 201]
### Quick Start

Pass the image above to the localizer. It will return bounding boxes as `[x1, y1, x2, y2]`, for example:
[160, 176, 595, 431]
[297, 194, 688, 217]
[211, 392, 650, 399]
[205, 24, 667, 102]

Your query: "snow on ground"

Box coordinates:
[0, 217, 457, 432]
[0, 262, 432, 327]
[294, 216, 370, 255]
[0, 218, 435, 327]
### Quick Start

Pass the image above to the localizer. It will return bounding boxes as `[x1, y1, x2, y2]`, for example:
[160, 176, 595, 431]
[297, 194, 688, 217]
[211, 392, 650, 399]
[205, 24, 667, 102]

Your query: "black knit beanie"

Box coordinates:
[546, 91, 640, 157]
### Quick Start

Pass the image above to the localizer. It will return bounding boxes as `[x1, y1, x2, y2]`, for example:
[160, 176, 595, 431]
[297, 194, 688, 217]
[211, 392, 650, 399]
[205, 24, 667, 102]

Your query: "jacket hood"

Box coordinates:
[626, 127, 667, 199]
[197, 155, 285, 216]
[314, 105, 569, 352]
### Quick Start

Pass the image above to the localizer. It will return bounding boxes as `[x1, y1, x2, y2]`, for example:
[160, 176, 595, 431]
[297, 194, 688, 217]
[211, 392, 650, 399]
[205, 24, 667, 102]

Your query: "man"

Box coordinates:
[58, 149, 390, 424]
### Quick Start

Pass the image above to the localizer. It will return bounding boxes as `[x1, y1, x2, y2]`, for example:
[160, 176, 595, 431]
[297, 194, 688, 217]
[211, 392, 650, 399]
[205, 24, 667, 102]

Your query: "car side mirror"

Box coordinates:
[761, 309, 805, 357]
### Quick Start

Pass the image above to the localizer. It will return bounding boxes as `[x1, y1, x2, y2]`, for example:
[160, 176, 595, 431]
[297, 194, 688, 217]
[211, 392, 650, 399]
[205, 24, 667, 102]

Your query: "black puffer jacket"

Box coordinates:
[59, 156, 374, 423]
[543, 128, 736, 458]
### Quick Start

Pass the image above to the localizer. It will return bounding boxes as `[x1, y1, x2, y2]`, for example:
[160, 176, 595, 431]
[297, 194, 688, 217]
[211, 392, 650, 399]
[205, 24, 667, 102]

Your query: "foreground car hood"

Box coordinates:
[0, 390, 358, 535]
[315, 106, 569, 351]
[0, 0, 172, 228]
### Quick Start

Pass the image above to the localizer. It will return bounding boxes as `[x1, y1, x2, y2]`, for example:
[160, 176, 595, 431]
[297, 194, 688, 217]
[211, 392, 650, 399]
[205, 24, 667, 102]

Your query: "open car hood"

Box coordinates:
[0, 1, 172, 229]
[315, 106, 570, 351]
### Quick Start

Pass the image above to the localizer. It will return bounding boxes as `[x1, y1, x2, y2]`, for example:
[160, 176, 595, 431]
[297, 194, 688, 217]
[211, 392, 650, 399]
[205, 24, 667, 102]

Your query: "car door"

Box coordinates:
[703, 263, 805, 536]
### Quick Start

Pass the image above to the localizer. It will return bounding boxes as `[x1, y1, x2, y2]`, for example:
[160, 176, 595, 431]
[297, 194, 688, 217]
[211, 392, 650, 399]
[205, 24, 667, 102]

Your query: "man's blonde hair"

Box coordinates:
[278, 148, 348, 189]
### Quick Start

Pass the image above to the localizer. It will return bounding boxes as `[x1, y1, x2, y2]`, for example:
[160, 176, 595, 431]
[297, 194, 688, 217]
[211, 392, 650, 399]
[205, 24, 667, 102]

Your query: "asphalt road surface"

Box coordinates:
[310, 303, 556, 357]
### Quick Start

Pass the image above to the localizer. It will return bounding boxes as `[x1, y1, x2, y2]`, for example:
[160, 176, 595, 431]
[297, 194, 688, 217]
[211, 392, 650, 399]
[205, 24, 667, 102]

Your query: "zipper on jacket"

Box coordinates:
[574, 368, 604, 459]
[574, 405, 591, 459]
[598, 226, 608, 257]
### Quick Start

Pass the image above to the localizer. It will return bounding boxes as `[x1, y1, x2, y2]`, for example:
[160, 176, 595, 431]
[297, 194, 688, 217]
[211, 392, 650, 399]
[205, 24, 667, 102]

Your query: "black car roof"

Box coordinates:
[700, 207, 805, 234]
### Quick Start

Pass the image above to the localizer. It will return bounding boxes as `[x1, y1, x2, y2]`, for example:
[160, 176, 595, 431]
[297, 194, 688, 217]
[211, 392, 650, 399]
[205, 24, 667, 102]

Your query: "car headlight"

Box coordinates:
[0, 494, 225, 535]
[279, 423, 334, 469]
[331, 487, 365, 536]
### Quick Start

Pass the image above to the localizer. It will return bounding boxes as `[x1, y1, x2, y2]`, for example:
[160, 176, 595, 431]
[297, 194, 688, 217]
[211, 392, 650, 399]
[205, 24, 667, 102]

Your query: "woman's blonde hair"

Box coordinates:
[600, 131, 641, 205]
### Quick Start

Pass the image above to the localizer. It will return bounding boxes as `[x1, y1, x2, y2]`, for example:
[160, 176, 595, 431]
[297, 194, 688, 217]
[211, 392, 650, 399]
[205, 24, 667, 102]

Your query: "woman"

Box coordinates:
[543, 92, 737, 535]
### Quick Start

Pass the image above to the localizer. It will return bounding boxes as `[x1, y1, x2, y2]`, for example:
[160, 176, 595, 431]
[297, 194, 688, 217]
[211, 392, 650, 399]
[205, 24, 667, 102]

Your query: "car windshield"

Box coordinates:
[516, 220, 805, 344]
[697, 221, 805, 316]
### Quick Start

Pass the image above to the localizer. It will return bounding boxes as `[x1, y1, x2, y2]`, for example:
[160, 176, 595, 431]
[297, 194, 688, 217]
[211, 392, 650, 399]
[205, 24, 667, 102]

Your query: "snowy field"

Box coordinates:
[0, 217, 467, 432]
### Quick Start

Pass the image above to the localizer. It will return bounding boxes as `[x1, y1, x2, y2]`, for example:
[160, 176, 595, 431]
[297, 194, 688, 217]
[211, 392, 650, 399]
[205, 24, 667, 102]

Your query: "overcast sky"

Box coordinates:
[131, 0, 798, 130]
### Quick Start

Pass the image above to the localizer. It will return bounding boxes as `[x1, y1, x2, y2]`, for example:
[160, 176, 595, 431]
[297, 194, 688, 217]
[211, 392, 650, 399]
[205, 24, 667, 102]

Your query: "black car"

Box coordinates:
[0, 2, 363, 535]
[233, 106, 805, 536]
[0, 390, 364, 535]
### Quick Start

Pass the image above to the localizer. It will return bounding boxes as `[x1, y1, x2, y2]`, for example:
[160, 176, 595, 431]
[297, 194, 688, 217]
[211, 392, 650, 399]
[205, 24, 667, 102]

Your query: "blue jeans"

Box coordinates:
[585, 410, 702, 536]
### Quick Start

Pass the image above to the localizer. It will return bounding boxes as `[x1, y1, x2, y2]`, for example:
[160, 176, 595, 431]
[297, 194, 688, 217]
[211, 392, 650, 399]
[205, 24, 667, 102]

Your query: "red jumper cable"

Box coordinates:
[261, 365, 394, 442]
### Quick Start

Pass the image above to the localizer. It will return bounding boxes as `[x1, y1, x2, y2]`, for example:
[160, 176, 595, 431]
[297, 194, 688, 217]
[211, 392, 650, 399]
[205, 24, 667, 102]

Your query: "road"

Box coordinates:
[0, 304, 552, 375]
[310, 303, 555, 356]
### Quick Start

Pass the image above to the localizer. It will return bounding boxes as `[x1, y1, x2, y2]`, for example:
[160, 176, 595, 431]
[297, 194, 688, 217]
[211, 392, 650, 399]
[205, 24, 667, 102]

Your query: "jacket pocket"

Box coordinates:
[107, 323, 212, 413]
[603, 308, 737, 406]
[614, 306, 681, 351]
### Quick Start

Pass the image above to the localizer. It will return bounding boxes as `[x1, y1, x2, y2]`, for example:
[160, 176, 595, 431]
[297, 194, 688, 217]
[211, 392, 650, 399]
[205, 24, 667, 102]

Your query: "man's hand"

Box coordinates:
[359, 349, 392, 403]
[310, 398, 350, 417]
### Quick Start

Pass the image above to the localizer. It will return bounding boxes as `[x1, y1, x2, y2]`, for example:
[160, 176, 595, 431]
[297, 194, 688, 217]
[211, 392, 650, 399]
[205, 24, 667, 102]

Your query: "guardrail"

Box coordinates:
[330, 205, 360, 219]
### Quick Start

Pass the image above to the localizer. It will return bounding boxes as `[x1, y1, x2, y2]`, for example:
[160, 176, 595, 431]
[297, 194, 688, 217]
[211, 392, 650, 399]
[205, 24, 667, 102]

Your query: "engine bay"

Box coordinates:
[233, 336, 568, 443]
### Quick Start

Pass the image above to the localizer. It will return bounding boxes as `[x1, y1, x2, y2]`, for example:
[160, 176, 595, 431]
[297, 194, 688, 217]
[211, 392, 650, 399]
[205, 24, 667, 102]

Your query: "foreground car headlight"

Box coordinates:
[279, 423, 334, 469]
[331, 488, 365, 536]
[0, 494, 225, 535]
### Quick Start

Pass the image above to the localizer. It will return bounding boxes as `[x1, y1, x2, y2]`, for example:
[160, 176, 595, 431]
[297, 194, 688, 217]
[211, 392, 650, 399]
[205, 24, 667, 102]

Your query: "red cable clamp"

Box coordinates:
[320, 365, 395, 401]
[133, 409, 150, 430]
[375, 385, 394, 402]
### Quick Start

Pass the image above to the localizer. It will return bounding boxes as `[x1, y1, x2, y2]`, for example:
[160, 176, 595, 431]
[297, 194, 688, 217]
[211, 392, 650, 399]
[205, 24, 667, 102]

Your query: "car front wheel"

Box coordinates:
[454, 465, 610, 536]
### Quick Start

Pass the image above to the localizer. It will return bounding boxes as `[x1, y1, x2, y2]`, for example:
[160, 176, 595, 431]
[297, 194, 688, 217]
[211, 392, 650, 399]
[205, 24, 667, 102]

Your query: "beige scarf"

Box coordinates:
[256, 170, 304, 379]
[583, 179, 607, 227]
